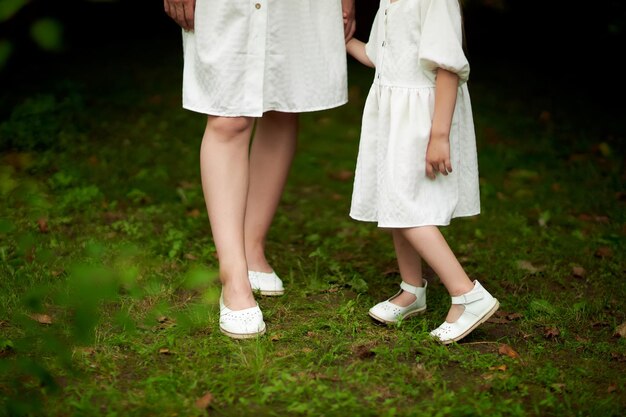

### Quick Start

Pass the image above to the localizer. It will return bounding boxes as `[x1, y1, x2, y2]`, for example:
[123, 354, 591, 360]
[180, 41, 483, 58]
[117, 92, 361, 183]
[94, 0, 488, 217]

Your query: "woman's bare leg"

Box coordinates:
[244, 111, 298, 273]
[390, 229, 424, 307]
[399, 226, 474, 322]
[200, 115, 256, 310]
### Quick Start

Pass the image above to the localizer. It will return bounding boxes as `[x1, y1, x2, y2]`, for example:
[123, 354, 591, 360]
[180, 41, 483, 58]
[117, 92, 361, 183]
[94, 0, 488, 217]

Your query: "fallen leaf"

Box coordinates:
[329, 170, 353, 181]
[353, 344, 376, 359]
[572, 266, 586, 278]
[75, 347, 96, 355]
[489, 365, 507, 371]
[270, 334, 282, 342]
[498, 344, 520, 359]
[486, 317, 510, 324]
[37, 218, 49, 233]
[157, 316, 170, 323]
[607, 383, 617, 394]
[195, 392, 214, 410]
[595, 246, 613, 259]
[610, 352, 626, 362]
[550, 383, 566, 392]
[575, 335, 590, 343]
[301, 347, 313, 354]
[29, 313, 52, 325]
[506, 313, 523, 321]
[158, 348, 172, 355]
[516, 260, 543, 274]
[614, 322, 626, 339]
[493, 311, 523, 322]
[544, 326, 560, 339]
[184, 253, 198, 260]
[186, 208, 201, 218]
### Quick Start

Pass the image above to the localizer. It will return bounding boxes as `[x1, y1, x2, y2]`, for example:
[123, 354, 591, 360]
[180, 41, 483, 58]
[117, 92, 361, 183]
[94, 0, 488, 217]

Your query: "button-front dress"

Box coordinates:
[182, 0, 348, 117]
[350, 0, 480, 228]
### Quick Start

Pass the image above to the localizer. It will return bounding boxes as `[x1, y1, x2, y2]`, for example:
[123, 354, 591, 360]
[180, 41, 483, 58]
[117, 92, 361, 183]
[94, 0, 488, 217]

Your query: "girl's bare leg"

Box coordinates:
[390, 229, 424, 307]
[200, 115, 256, 310]
[399, 226, 474, 322]
[244, 111, 298, 273]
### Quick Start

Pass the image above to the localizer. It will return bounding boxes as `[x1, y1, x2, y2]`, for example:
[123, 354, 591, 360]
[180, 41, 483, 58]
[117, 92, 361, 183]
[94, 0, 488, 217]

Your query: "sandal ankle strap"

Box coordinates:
[451, 290, 483, 305]
[400, 279, 427, 295]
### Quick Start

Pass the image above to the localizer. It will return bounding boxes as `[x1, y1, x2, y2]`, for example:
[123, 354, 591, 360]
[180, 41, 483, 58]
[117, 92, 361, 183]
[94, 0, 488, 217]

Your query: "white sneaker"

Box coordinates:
[430, 280, 499, 344]
[368, 279, 427, 324]
[248, 270, 285, 296]
[219, 294, 266, 339]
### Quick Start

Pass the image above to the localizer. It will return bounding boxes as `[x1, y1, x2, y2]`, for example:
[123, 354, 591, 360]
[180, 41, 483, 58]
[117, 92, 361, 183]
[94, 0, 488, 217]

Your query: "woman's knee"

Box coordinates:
[206, 116, 254, 139]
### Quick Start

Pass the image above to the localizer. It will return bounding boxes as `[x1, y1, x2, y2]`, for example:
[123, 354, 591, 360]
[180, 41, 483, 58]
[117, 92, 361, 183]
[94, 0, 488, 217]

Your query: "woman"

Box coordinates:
[164, 0, 355, 338]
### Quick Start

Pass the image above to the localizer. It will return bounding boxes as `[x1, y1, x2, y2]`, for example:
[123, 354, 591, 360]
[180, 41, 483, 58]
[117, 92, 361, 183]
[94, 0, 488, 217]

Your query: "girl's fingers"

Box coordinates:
[438, 162, 447, 176]
[426, 163, 434, 179]
[446, 159, 453, 173]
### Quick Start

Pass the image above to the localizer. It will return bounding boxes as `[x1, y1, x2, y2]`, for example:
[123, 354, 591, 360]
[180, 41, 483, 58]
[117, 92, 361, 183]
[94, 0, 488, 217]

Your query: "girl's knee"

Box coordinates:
[206, 116, 253, 138]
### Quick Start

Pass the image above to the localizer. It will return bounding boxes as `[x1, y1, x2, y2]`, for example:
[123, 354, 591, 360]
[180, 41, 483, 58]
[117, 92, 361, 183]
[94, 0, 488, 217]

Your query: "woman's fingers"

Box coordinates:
[164, 0, 194, 31]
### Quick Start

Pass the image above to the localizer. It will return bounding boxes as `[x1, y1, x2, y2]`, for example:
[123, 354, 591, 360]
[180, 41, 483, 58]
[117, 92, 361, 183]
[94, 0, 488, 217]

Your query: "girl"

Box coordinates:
[165, 0, 355, 339]
[346, 0, 498, 344]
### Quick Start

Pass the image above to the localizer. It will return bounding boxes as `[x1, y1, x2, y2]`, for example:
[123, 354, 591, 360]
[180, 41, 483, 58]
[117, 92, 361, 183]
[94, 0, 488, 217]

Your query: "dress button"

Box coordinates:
[382, 41, 385, 47]
[255, 3, 261, 9]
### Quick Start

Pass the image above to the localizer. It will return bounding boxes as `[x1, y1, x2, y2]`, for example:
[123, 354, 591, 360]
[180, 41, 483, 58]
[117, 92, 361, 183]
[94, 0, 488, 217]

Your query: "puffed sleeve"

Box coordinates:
[418, 0, 470, 84]
[364, 10, 381, 67]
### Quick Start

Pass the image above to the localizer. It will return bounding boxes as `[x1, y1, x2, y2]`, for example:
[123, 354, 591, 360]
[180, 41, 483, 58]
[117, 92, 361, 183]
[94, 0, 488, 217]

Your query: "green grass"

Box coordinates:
[1, 39, 625, 417]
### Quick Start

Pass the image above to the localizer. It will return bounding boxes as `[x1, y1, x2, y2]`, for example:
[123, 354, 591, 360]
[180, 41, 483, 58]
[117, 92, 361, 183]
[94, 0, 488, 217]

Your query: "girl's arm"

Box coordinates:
[346, 38, 375, 68]
[425, 68, 458, 179]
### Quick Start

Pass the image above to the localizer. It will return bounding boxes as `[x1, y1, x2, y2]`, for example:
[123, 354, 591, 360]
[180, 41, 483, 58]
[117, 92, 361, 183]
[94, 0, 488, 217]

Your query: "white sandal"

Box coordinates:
[368, 279, 427, 324]
[248, 270, 285, 296]
[430, 280, 499, 344]
[219, 294, 266, 339]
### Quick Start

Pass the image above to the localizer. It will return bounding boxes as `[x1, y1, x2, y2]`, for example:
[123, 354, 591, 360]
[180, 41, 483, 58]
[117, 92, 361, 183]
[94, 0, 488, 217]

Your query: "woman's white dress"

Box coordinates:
[350, 0, 480, 228]
[182, 0, 348, 117]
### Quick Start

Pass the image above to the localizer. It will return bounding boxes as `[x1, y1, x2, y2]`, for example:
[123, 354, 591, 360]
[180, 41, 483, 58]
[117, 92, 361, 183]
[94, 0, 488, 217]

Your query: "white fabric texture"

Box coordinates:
[182, 0, 348, 117]
[350, 0, 480, 228]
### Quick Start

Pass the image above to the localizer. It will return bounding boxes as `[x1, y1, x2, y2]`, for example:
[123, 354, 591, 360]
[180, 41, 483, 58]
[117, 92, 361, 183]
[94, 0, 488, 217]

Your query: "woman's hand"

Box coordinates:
[425, 135, 452, 179]
[164, 0, 195, 31]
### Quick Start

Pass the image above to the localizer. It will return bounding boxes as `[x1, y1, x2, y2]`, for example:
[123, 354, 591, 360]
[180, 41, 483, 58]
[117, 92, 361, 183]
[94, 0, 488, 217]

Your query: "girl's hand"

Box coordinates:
[425, 135, 452, 179]
[342, 0, 356, 41]
[164, 0, 195, 31]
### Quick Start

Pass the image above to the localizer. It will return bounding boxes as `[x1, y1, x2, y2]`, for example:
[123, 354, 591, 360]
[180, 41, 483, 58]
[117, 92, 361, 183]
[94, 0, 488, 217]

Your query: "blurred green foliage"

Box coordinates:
[0, 0, 62, 70]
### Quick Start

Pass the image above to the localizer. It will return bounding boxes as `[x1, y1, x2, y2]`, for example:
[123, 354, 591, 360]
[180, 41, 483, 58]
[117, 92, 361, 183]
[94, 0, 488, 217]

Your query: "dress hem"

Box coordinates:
[182, 98, 349, 118]
[349, 210, 481, 228]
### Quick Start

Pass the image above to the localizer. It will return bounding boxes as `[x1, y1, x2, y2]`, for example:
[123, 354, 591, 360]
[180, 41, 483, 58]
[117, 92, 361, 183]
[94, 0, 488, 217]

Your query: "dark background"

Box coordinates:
[2, 0, 626, 112]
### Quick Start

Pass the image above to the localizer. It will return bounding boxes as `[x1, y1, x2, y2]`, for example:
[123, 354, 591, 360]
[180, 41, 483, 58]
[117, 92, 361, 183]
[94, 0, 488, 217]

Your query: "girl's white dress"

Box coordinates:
[350, 0, 480, 228]
[182, 0, 348, 117]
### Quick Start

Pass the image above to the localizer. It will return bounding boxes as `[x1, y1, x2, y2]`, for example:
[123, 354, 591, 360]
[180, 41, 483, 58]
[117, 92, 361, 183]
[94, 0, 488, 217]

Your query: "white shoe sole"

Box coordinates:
[253, 289, 285, 297]
[440, 299, 500, 345]
[220, 325, 267, 339]
[368, 305, 427, 325]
